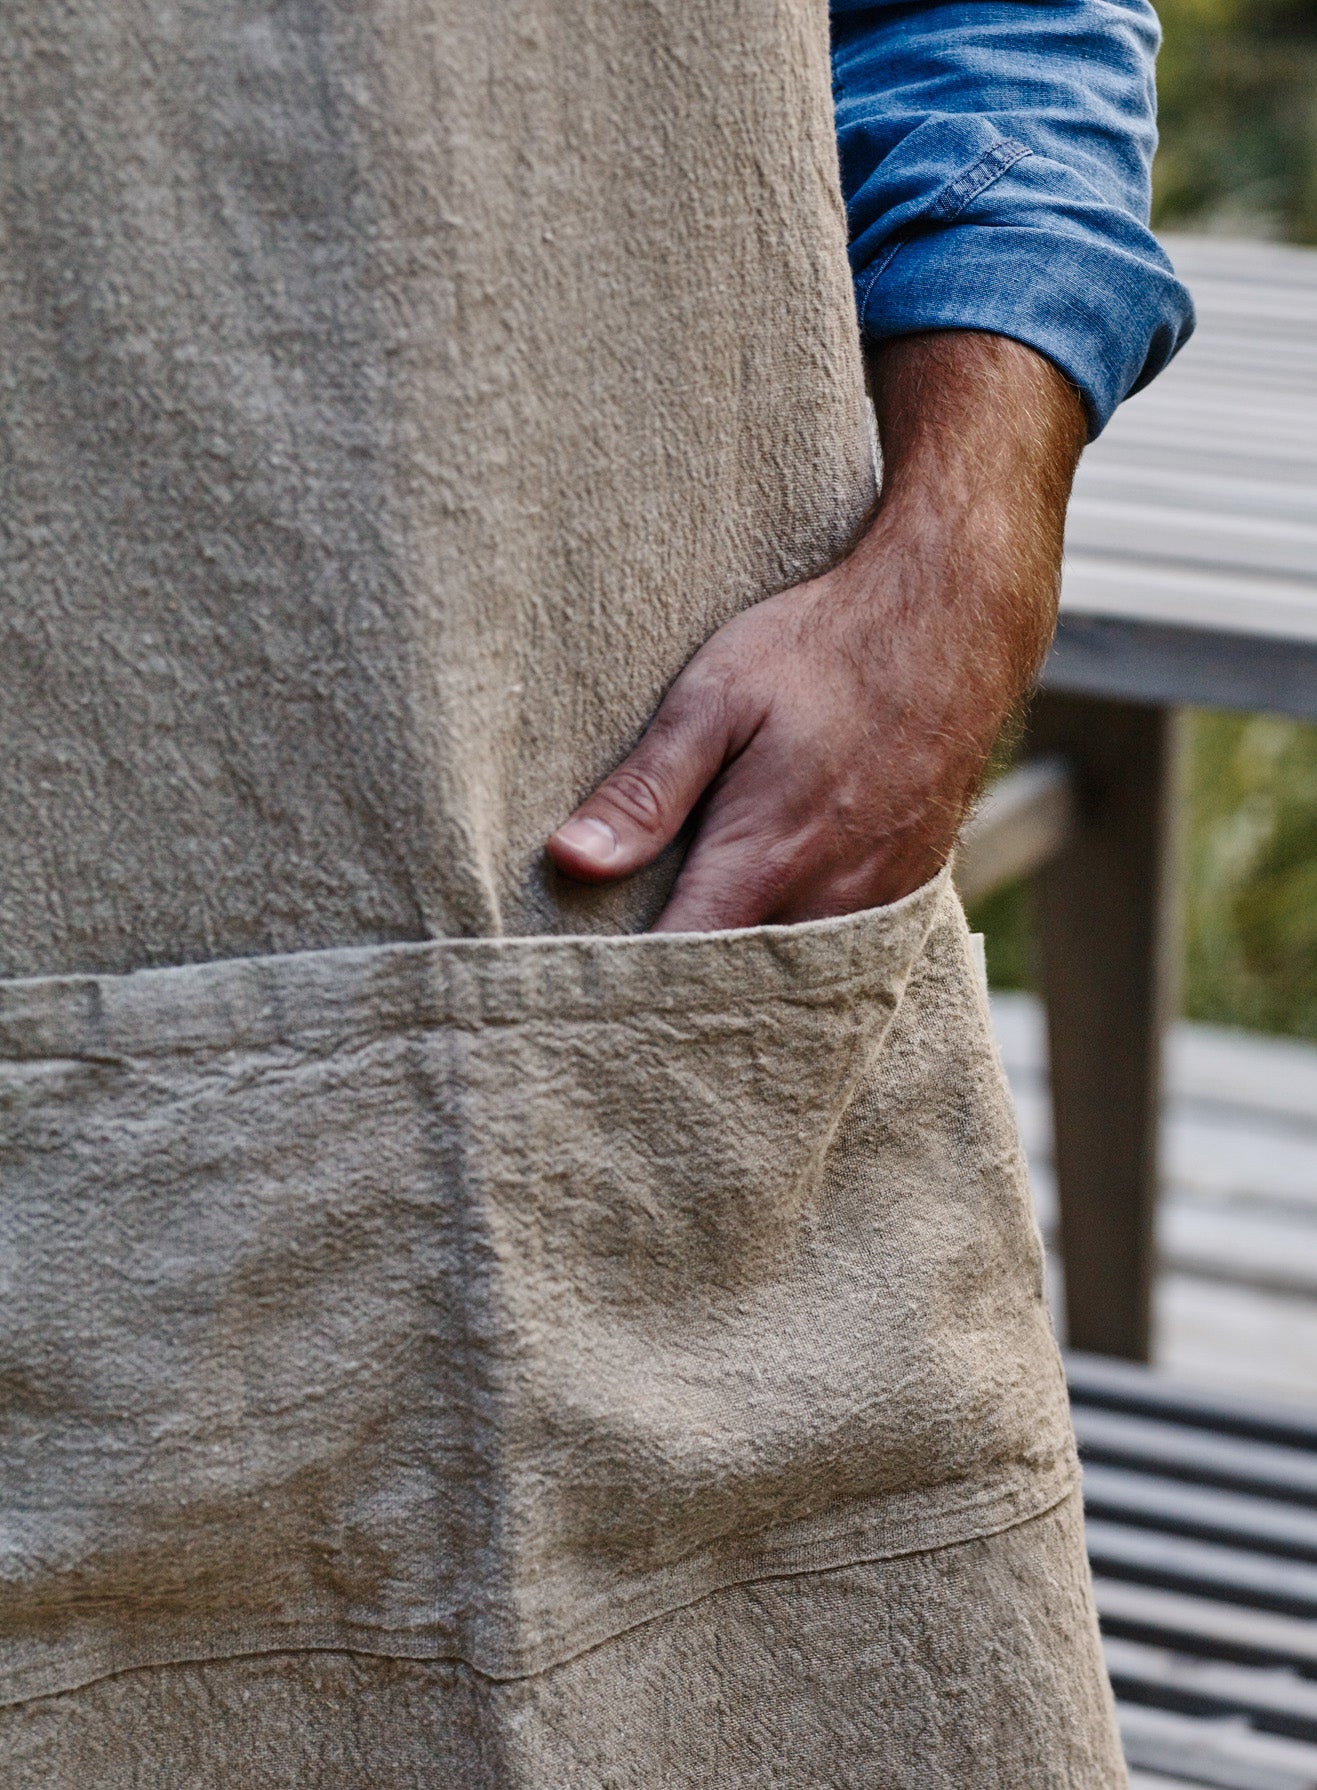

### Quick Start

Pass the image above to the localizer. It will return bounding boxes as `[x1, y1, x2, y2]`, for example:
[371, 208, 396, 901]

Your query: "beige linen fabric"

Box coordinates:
[1, 870, 1078, 1691]
[0, 0, 872, 972]
[0, 874, 1122, 1780]
[0, 0, 1125, 1779]
[2, 1492, 1124, 1788]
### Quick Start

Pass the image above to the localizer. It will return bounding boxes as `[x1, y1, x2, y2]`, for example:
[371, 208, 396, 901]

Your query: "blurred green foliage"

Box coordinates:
[1154, 0, 1317, 241]
[1182, 711, 1317, 1038]
[972, 875, 1032, 994]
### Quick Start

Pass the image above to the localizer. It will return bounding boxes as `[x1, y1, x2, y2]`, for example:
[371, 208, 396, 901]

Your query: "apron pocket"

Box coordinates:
[0, 866, 1073, 1701]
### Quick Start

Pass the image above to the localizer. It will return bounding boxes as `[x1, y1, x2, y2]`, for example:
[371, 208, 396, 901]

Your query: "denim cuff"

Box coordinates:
[856, 222, 1194, 437]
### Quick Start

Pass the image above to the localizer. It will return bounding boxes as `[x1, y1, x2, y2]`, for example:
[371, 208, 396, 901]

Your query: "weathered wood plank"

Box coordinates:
[1028, 694, 1182, 1359]
[990, 993, 1317, 1393]
[1104, 1635, 1317, 1740]
[1075, 465, 1317, 527]
[1068, 1352, 1317, 1442]
[992, 994, 1317, 1132]
[1066, 502, 1317, 581]
[1044, 615, 1317, 723]
[1118, 1700, 1317, 1790]
[1060, 561, 1317, 645]
[1085, 1518, 1317, 1614]
[1083, 1463, 1317, 1559]
[1158, 1279, 1317, 1407]
[1074, 1408, 1317, 1502]
[1095, 1576, 1317, 1671]
[1047, 232, 1317, 748]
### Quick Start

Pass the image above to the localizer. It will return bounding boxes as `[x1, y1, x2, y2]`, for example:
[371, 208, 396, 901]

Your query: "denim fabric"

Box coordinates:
[831, 1, 1195, 433]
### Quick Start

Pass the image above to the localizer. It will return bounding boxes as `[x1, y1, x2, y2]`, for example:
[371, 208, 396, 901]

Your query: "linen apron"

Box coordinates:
[0, 0, 1126, 1782]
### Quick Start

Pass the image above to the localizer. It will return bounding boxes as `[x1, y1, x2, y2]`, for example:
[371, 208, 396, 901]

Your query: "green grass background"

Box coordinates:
[968, 0, 1317, 1039]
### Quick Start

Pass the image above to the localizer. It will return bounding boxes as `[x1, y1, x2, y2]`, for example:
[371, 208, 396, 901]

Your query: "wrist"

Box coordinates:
[823, 500, 1055, 789]
[866, 329, 1085, 523]
[853, 331, 1081, 706]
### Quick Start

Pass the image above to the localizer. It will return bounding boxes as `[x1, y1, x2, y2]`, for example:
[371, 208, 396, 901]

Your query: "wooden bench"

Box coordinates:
[957, 235, 1317, 1363]
[1070, 1352, 1317, 1789]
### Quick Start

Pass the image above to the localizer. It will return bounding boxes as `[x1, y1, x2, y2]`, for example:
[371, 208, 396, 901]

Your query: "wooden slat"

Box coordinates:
[1059, 561, 1317, 646]
[1073, 1408, 1317, 1502]
[1104, 1635, 1317, 1741]
[1118, 1702, 1317, 1790]
[1094, 1577, 1317, 1671]
[1066, 502, 1317, 582]
[1067, 1341, 1317, 1782]
[1047, 233, 1317, 747]
[1085, 1518, 1317, 1615]
[1109, 387, 1317, 432]
[1128, 1775, 1219, 1790]
[1043, 615, 1317, 723]
[1082, 1463, 1317, 1561]
[1005, 1010, 1317, 1384]
[1084, 439, 1317, 487]
[1159, 1208, 1317, 1304]
[1105, 411, 1317, 455]
[1035, 1174, 1317, 1305]
[1137, 349, 1317, 393]
[1160, 1130, 1317, 1214]
[1129, 1775, 1220, 1790]
[1068, 1355, 1317, 1449]
[1158, 1275, 1317, 1410]
[1074, 465, 1317, 527]
[1167, 1032, 1317, 1135]
[994, 994, 1317, 1142]
[1028, 1102, 1317, 1224]
[1098, 413, 1317, 453]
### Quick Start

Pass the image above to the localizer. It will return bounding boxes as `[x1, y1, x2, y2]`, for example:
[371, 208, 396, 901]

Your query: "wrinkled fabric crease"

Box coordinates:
[0, 0, 1125, 1780]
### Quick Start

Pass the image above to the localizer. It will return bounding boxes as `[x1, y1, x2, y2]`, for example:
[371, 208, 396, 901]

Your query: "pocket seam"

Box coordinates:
[0, 873, 953, 1063]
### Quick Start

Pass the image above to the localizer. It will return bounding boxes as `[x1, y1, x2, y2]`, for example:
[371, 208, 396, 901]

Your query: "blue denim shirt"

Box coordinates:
[832, 1, 1194, 433]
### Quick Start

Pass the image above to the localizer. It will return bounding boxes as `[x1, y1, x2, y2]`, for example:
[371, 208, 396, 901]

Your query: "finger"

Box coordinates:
[655, 816, 953, 932]
[650, 822, 800, 933]
[547, 678, 732, 883]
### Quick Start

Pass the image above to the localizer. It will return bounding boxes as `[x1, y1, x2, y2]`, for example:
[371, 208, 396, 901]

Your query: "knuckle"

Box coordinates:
[599, 763, 669, 834]
[658, 658, 735, 734]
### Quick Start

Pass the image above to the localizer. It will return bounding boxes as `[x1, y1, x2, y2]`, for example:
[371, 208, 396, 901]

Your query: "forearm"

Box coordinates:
[861, 329, 1087, 742]
[869, 331, 1085, 573]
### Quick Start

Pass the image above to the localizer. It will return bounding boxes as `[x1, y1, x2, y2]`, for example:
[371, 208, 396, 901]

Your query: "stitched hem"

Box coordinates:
[0, 870, 952, 1063]
[0, 1460, 1079, 1710]
[0, 1467, 1073, 1704]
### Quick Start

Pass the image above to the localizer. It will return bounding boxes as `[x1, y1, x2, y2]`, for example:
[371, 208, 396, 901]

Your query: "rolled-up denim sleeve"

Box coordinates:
[831, 0, 1195, 434]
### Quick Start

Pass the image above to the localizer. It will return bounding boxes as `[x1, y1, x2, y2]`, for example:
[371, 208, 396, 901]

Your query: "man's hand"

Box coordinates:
[547, 331, 1087, 931]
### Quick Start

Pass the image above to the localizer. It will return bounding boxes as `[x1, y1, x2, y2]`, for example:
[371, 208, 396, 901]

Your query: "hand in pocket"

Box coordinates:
[548, 332, 1085, 932]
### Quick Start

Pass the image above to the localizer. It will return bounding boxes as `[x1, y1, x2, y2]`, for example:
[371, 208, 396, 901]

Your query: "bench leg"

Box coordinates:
[1026, 692, 1183, 1361]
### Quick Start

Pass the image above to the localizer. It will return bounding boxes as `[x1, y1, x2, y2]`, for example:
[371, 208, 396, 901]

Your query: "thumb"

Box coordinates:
[547, 680, 730, 883]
